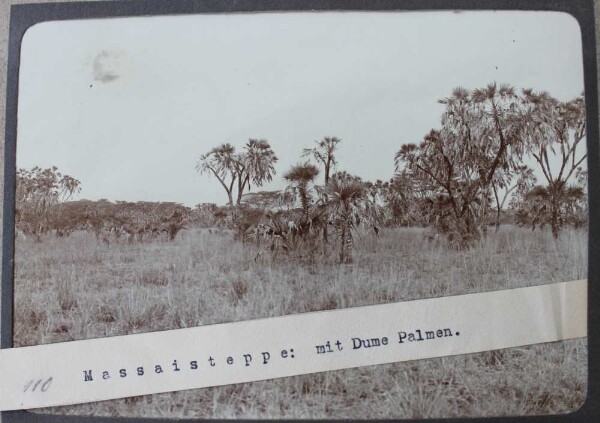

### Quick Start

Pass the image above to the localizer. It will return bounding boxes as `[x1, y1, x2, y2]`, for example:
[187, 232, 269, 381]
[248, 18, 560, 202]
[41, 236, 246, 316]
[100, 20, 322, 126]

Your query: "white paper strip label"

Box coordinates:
[0, 280, 587, 411]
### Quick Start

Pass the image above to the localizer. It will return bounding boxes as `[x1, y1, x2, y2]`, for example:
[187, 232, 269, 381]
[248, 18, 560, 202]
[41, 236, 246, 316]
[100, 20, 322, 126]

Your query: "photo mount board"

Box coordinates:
[1, 0, 599, 422]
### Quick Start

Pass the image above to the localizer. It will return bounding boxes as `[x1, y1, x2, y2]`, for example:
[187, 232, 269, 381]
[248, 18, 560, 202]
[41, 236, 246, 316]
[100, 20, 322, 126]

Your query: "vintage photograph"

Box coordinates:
[13, 10, 587, 418]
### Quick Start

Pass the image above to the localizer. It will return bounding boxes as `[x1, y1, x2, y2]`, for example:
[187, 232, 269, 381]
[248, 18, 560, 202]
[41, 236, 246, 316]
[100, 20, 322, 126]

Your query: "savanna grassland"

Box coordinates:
[14, 226, 587, 418]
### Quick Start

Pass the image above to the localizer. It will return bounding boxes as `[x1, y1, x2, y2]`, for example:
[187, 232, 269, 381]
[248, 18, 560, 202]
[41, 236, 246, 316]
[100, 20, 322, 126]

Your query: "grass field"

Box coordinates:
[14, 226, 588, 418]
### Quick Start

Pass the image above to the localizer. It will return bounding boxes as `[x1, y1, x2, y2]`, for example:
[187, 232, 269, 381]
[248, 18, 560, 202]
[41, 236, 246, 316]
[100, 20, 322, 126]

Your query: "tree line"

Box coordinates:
[197, 83, 587, 255]
[15, 83, 587, 260]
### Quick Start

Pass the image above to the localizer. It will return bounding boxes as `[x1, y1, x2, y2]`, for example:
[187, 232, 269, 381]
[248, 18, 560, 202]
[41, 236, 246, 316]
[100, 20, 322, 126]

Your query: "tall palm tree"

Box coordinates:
[302, 137, 341, 242]
[196, 140, 278, 208]
[196, 143, 238, 207]
[521, 90, 587, 239]
[236, 139, 278, 205]
[283, 163, 319, 221]
[302, 136, 341, 185]
[325, 172, 382, 263]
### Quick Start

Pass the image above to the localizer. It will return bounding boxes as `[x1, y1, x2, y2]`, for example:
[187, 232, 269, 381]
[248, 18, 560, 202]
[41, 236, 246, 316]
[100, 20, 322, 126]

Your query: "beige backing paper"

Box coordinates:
[0, 279, 588, 411]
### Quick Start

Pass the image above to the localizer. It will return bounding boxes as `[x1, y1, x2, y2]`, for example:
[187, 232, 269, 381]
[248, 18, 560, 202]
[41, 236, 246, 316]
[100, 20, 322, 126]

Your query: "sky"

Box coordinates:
[16, 11, 585, 207]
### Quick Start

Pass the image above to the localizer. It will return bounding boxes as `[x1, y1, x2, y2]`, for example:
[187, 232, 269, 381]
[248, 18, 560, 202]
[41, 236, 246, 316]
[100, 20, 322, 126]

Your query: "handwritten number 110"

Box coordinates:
[23, 377, 52, 393]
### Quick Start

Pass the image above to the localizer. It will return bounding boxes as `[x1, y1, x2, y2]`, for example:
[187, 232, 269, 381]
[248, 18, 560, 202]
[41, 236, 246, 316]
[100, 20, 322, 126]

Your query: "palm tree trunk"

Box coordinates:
[493, 185, 501, 233]
[339, 220, 352, 263]
[35, 224, 43, 243]
[323, 163, 331, 244]
[551, 201, 560, 240]
[339, 224, 347, 263]
[300, 185, 309, 221]
[550, 185, 561, 240]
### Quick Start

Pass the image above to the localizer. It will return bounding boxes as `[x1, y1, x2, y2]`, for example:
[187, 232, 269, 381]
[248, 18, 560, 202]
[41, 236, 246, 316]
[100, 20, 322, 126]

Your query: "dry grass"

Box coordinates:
[13, 226, 588, 418]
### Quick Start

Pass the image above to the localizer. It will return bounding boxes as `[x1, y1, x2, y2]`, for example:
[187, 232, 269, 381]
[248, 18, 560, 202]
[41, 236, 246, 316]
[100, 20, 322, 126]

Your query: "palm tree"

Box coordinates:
[518, 183, 587, 238]
[196, 140, 278, 208]
[236, 139, 278, 205]
[302, 137, 341, 185]
[324, 172, 382, 263]
[283, 163, 319, 221]
[196, 143, 238, 207]
[302, 137, 341, 243]
[521, 90, 587, 239]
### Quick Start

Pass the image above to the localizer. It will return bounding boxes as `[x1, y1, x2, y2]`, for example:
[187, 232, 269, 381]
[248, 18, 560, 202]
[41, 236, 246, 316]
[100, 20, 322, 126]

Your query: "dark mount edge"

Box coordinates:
[1, 0, 597, 422]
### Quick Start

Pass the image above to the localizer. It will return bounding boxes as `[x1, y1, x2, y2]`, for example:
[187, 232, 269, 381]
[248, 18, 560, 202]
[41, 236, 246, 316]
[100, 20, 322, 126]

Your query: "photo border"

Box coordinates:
[2, 0, 598, 422]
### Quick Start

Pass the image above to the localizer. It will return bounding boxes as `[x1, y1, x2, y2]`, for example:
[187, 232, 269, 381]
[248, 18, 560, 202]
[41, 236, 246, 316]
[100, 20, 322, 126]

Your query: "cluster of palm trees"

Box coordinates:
[197, 137, 381, 263]
[197, 83, 588, 257]
[393, 84, 587, 245]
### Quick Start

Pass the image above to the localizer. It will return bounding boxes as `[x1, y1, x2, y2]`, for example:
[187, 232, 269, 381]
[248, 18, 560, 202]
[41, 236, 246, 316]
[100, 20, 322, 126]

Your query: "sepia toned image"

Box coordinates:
[12, 10, 588, 418]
